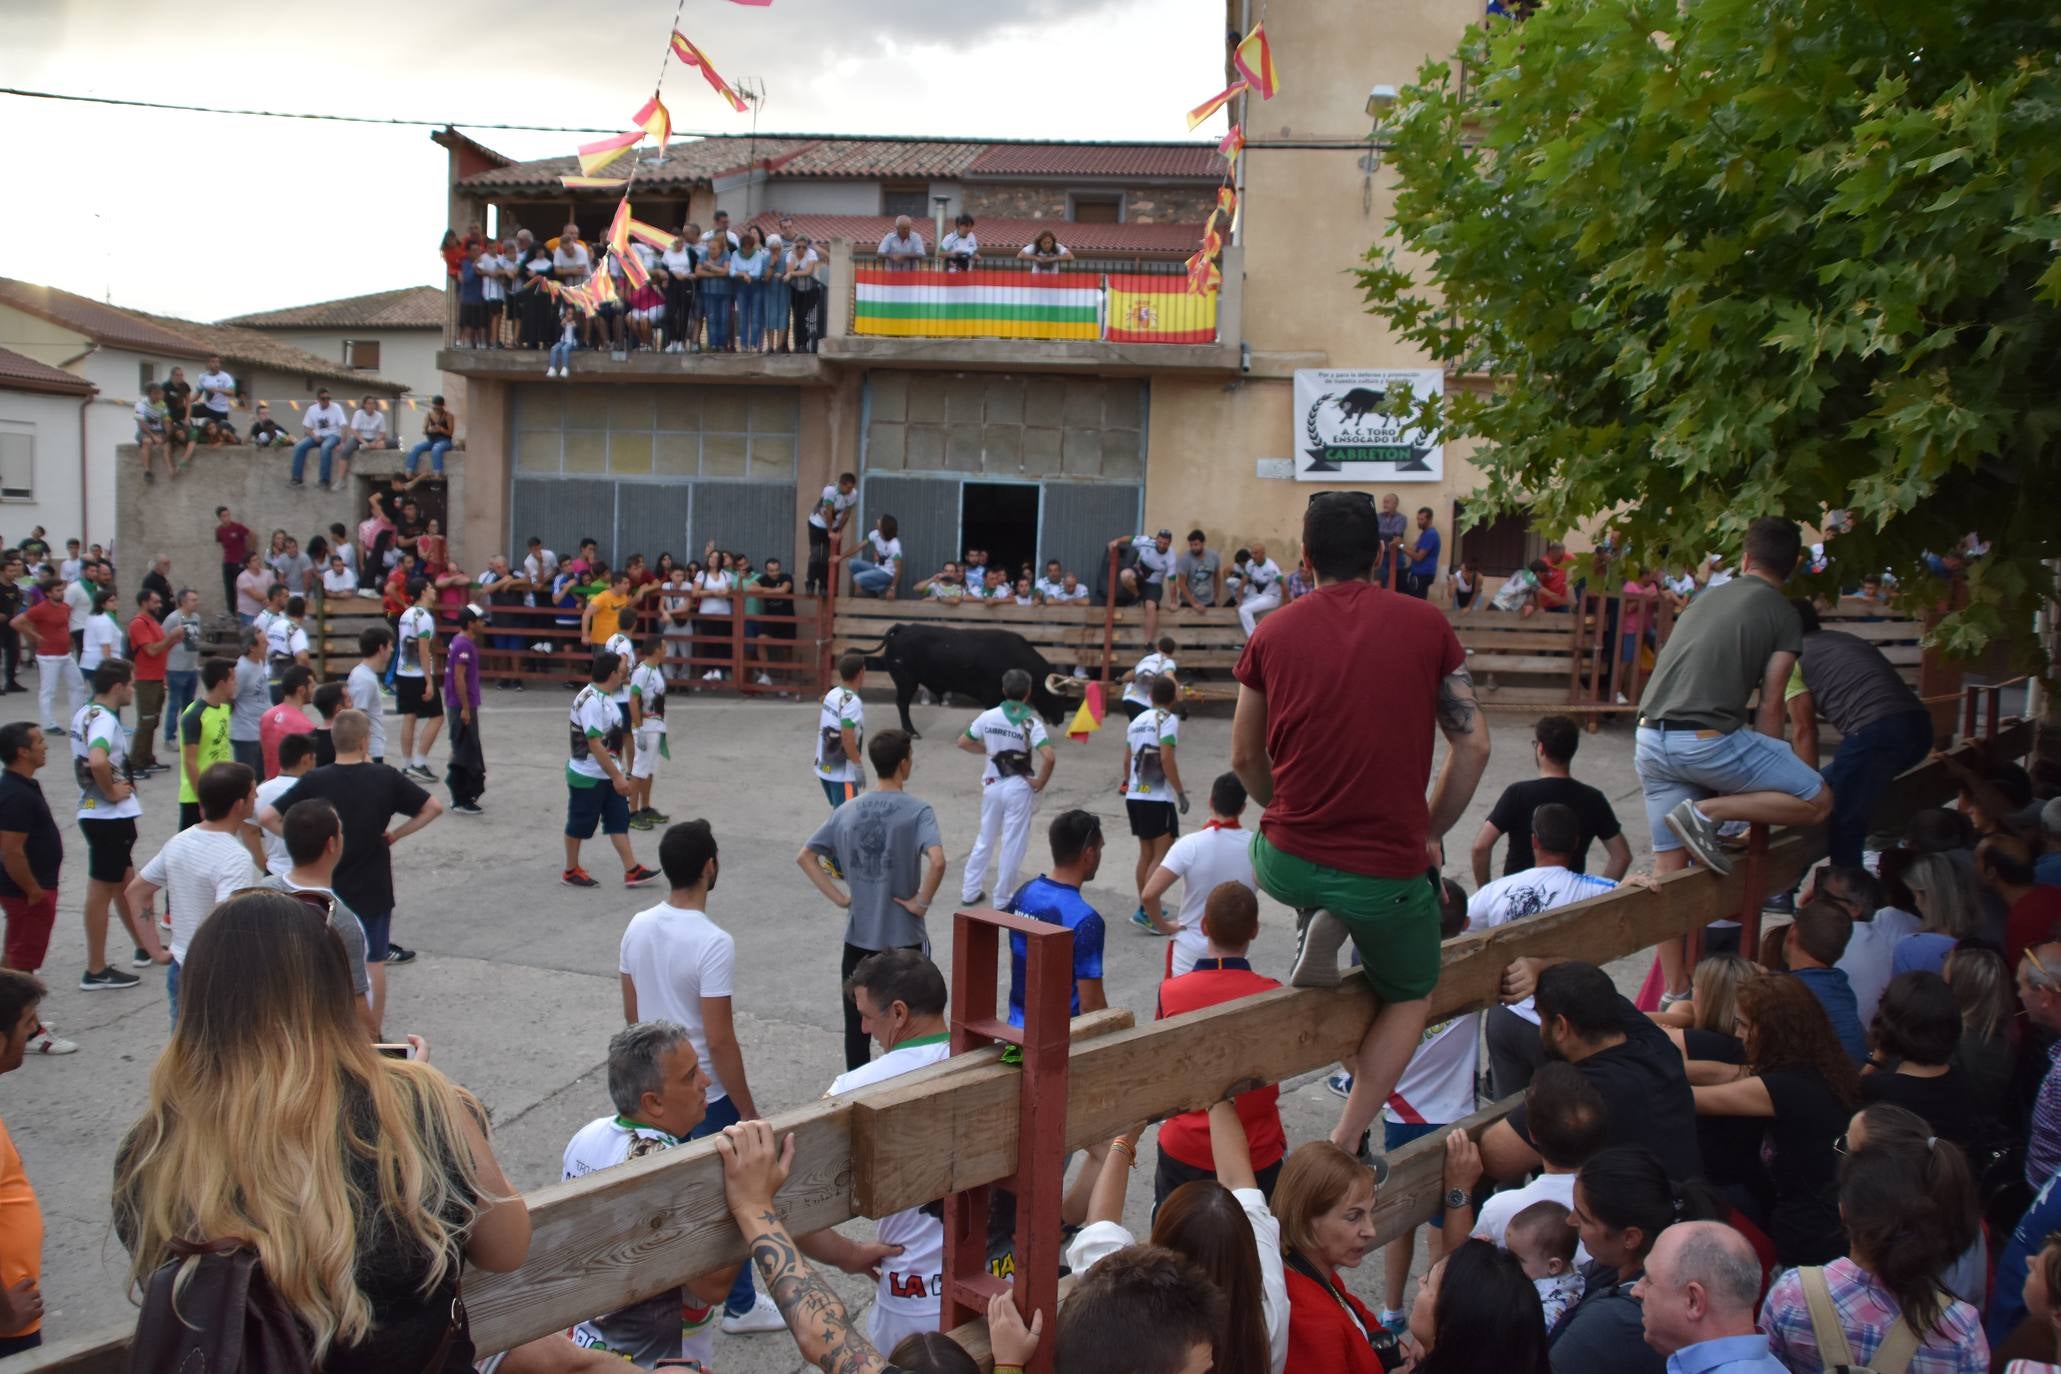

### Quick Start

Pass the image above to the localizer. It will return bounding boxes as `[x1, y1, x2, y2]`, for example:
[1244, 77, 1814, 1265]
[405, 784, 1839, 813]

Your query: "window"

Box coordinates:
[881, 183, 930, 219]
[137, 361, 155, 391]
[345, 340, 381, 371]
[1068, 193, 1123, 224]
[0, 433, 32, 501]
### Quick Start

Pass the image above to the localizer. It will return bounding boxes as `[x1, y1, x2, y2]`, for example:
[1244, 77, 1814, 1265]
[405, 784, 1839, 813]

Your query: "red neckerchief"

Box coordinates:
[1203, 819, 1243, 832]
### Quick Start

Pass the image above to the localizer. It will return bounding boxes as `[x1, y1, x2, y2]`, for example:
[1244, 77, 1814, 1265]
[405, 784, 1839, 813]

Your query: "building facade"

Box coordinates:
[223, 287, 446, 423]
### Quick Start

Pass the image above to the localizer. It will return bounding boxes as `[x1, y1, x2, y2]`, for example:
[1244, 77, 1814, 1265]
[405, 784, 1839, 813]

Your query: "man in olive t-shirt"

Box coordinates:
[1634, 517, 1831, 997]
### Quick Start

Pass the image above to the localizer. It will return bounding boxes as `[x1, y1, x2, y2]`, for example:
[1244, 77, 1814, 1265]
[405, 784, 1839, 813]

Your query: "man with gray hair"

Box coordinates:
[562, 1020, 733, 1367]
[877, 215, 926, 268]
[2039, 797, 2061, 888]
[1635, 1220, 1785, 1371]
[956, 667, 1055, 908]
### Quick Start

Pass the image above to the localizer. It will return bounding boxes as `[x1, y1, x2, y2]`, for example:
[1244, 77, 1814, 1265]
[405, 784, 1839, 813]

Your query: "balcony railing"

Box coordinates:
[849, 254, 1219, 345]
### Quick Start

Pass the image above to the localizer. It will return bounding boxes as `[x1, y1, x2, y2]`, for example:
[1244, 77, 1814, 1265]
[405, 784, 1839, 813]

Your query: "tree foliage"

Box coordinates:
[1359, 0, 2061, 654]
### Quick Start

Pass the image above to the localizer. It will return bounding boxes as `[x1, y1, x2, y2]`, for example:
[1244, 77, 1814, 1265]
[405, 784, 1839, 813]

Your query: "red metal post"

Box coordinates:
[1566, 592, 1589, 713]
[1735, 822, 1769, 956]
[941, 907, 1072, 1374]
[1099, 544, 1120, 690]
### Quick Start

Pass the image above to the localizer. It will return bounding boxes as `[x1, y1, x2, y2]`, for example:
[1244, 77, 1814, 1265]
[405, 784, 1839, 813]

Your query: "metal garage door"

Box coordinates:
[858, 474, 960, 590]
[1038, 481, 1142, 592]
[692, 482, 795, 571]
[510, 478, 616, 566]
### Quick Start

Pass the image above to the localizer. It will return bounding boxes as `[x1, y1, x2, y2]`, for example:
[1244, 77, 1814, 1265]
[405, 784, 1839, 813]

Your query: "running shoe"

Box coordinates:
[644, 808, 670, 824]
[80, 966, 141, 991]
[624, 864, 661, 888]
[1325, 1072, 1354, 1100]
[628, 811, 656, 831]
[1129, 907, 1157, 935]
[1664, 799, 1734, 876]
[132, 946, 152, 968]
[29, 1027, 77, 1055]
[720, 1292, 787, 1335]
[405, 764, 438, 783]
[384, 945, 417, 965]
[562, 867, 601, 889]
[451, 801, 484, 816]
[1288, 908, 1349, 989]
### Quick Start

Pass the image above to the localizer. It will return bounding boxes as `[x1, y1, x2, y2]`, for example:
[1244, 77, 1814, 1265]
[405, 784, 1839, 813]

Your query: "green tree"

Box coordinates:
[1359, 0, 2061, 654]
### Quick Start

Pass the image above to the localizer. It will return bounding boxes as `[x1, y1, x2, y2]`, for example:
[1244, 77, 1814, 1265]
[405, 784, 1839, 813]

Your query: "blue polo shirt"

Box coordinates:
[1665, 1333, 1787, 1374]
[1003, 875, 1105, 1028]
[1789, 965, 1867, 1065]
[1410, 526, 1441, 579]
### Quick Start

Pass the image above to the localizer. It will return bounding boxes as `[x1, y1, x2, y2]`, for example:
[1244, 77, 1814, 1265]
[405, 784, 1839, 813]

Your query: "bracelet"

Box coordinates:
[996, 1366, 1026, 1374]
[1110, 1138, 1137, 1167]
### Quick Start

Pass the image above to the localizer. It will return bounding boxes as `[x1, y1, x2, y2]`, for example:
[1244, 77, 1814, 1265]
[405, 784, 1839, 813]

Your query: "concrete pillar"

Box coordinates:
[826, 240, 854, 340]
[457, 378, 509, 570]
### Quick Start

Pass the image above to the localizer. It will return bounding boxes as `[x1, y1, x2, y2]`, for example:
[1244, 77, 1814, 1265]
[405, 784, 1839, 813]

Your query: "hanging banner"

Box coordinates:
[1293, 369, 1444, 482]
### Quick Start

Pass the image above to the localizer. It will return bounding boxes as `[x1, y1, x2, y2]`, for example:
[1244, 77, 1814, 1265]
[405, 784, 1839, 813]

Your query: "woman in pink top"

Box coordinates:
[1619, 566, 1660, 676]
[357, 496, 395, 577]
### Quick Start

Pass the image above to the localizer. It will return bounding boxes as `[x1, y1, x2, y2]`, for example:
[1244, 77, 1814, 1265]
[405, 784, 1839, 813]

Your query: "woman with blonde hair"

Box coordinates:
[1943, 942, 2015, 1130]
[113, 892, 530, 1369]
[1893, 853, 1986, 975]
[1274, 1139, 1391, 1372]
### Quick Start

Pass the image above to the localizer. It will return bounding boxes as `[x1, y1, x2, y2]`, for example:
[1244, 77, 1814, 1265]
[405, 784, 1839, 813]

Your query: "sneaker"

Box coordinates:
[644, 808, 670, 824]
[1763, 888, 1797, 915]
[1658, 989, 1694, 1012]
[80, 966, 140, 991]
[624, 864, 660, 888]
[288, 479, 303, 487]
[1129, 907, 1157, 935]
[29, 1027, 77, 1055]
[1378, 1311, 1410, 1336]
[1325, 1071, 1354, 1100]
[628, 811, 656, 831]
[1288, 908, 1350, 989]
[1354, 1133, 1391, 1186]
[132, 946, 152, 968]
[720, 1292, 787, 1335]
[405, 764, 438, 782]
[1664, 799, 1734, 876]
[384, 944, 417, 965]
[561, 867, 600, 889]
[451, 801, 484, 816]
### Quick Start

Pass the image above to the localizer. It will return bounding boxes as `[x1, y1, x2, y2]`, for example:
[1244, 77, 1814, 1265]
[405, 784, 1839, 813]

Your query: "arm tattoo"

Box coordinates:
[748, 1224, 886, 1374]
[1436, 667, 1480, 736]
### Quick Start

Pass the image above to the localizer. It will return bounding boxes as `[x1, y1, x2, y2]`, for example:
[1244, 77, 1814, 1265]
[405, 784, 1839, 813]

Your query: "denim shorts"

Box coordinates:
[1634, 726, 1827, 852]
[566, 780, 630, 838]
[1384, 1120, 1448, 1223]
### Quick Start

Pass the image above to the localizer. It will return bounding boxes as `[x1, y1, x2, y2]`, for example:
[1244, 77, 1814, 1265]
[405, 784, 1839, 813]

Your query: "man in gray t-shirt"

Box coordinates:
[230, 628, 272, 775]
[798, 728, 947, 1070]
[160, 589, 204, 749]
[1174, 531, 1222, 610]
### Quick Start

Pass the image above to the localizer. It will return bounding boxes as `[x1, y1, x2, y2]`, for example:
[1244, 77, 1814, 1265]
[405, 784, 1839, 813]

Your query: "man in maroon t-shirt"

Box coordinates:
[1980, 833, 2061, 971]
[214, 505, 252, 617]
[1231, 490, 1491, 1164]
[126, 588, 173, 771]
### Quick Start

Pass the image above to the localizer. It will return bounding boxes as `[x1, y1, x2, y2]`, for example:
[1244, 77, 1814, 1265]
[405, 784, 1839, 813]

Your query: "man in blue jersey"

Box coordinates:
[1003, 809, 1108, 1028]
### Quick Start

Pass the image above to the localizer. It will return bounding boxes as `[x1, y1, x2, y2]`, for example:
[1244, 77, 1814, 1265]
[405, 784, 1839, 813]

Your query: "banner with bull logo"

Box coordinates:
[1293, 369, 1444, 483]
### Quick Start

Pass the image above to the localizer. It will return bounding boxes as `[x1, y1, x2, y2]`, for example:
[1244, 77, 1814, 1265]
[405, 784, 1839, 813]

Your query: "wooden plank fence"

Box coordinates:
[23, 723, 2024, 1374]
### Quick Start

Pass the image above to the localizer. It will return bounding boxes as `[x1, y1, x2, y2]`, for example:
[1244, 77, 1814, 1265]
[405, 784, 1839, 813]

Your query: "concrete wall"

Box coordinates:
[114, 445, 474, 618]
[760, 180, 890, 215]
[0, 389, 89, 550]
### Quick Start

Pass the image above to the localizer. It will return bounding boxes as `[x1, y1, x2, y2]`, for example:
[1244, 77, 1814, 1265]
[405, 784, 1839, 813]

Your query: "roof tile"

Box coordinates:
[964, 144, 1224, 180]
[222, 286, 445, 330]
[0, 347, 95, 397]
[0, 278, 208, 358]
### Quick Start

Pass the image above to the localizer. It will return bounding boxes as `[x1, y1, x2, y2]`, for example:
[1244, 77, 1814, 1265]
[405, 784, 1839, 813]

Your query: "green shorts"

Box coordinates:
[1251, 832, 1441, 1002]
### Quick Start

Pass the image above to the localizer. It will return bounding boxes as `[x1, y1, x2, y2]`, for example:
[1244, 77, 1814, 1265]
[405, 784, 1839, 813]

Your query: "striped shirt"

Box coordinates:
[2029, 1040, 2061, 1186]
[1759, 1258, 1988, 1374]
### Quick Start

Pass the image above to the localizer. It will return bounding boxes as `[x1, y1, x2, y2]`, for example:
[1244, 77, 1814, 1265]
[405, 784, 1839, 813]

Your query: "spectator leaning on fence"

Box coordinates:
[877, 215, 927, 268]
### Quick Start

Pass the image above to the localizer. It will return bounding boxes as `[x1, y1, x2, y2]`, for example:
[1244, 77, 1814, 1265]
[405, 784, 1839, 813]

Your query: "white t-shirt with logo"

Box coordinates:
[1047, 582, 1091, 605]
[563, 1115, 714, 1367]
[304, 401, 347, 438]
[1468, 865, 1618, 1024]
[816, 686, 864, 784]
[618, 902, 736, 1104]
[605, 633, 635, 705]
[629, 662, 667, 735]
[1129, 536, 1174, 584]
[809, 485, 857, 532]
[827, 1036, 954, 1327]
[1157, 824, 1255, 970]
[569, 685, 621, 783]
[265, 617, 309, 668]
[396, 606, 435, 678]
[1242, 558, 1284, 599]
[72, 701, 141, 821]
[1384, 1011, 1480, 1127]
[250, 774, 299, 877]
[348, 408, 387, 444]
[963, 703, 1050, 788]
[195, 369, 236, 416]
[1125, 708, 1179, 803]
[1123, 651, 1176, 708]
[865, 531, 903, 568]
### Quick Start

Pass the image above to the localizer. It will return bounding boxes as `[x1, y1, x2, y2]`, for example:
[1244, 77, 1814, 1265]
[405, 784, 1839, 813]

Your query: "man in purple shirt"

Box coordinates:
[443, 605, 485, 815]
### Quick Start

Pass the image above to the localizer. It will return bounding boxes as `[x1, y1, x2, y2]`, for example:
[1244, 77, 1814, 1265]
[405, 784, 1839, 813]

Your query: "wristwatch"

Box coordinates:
[1443, 1186, 1469, 1212]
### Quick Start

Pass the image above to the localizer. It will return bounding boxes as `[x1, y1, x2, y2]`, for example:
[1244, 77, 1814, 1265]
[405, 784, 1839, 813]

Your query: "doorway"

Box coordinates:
[1455, 500, 1535, 577]
[961, 482, 1040, 587]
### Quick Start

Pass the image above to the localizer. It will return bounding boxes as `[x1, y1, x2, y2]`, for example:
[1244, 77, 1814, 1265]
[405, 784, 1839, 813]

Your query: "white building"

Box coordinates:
[0, 348, 97, 548]
[223, 286, 446, 421]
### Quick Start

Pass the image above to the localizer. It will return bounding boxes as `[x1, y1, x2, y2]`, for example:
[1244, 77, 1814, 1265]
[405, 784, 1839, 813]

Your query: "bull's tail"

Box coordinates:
[837, 625, 899, 659]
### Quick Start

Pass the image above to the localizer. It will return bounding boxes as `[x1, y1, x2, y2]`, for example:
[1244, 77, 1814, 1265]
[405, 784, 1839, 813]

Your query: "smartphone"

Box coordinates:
[373, 1042, 412, 1059]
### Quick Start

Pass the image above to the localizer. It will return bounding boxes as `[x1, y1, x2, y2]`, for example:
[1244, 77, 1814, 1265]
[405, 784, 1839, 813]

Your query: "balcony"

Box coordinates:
[436, 241, 1241, 381]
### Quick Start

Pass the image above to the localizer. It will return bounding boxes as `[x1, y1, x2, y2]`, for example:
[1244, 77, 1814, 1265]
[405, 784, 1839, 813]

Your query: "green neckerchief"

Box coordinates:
[1000, 700, 1034, 725]
[612, 1115, 682, 1146]
[895, 1031, 951, 1050]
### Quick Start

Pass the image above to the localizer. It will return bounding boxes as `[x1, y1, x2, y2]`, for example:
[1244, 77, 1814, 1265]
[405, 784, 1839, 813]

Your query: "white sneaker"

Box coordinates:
[720, 1292, 786, 1335]
[545, 367, 559, 378]
[755, 672, 773, 686]
[30, 1026, 77, 1055]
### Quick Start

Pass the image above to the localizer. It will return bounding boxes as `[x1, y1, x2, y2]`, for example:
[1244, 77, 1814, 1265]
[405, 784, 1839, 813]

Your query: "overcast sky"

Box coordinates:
[0, 0, 1225, 321]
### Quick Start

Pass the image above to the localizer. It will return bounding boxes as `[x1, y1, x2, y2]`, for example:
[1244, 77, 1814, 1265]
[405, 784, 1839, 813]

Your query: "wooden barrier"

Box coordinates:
[25, 724, 2022, 1374]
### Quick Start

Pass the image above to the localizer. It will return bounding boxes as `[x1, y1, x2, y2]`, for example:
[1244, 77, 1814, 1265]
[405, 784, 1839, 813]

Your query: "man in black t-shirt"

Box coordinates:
[746, 556, 796, 686]
[1478, 960, 1703, 1183]
[1471, 713, 1630, 885]
[161, 367, 196, 466]
[258, 709, 441, 1035]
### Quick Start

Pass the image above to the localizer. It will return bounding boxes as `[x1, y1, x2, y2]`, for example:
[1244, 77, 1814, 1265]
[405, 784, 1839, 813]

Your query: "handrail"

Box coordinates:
[23, 724, 2028, 1374]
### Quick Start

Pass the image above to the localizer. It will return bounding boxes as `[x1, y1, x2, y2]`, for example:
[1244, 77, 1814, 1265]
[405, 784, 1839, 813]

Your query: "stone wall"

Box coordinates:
[960, 184, 1216, 227]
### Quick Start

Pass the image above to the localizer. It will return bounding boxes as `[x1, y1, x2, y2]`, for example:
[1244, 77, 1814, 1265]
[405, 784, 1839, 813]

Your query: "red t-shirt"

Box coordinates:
[2007, 887, 2061, 972]
[1154, 961, 1285, 1173]
[1541, 550, 1574, 598]
[215, 522, 251, 567]
[126, 613, 168, 682]
[258, 703, 315, 780]
[1233, 581, 1465, 878]
[20, 599, 68, 658]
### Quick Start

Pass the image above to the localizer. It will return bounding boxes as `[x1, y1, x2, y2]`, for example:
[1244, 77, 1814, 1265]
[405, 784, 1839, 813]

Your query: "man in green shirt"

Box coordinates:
[177, 658, 238, 832]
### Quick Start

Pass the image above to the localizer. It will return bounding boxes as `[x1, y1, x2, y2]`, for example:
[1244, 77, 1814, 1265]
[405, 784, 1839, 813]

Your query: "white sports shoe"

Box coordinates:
[30, 1026, 77, 1055]
[719, 1291, 786, 1335]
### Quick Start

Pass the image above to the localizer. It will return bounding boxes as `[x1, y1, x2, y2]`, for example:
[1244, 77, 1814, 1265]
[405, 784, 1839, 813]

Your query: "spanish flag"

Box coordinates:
[1233, 22, 1279, 100]
[672, 31, 750, 112]
[1186, 79, 1247, 130]
[560, 175, 629, 190]
[1218, 124, 1245, 172]
[1107, 274, 1217, 343]
[577, 131, 641, 177]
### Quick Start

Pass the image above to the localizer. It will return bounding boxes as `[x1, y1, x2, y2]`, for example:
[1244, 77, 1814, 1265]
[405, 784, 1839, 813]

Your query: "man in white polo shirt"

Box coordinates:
[330, 396, 390, 492]
[290, 388, 348, 489]
[1137, 771, 1258, 975]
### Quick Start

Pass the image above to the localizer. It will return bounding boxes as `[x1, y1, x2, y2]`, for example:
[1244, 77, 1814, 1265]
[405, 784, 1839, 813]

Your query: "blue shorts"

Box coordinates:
[1634, 725, 1827, 853]
[821, 777, 858, 810]
[566, 781, 630, 838]
[359, 909, 393, 962]
[1383, 1120, 1448, 1224]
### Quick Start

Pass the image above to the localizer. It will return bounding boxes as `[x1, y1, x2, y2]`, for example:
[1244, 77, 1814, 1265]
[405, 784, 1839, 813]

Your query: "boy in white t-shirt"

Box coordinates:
[1136, 771, 1257, 966]
[814, 652, 866, 809]
[626, 635, 669, 831]
[1121, 636, 1178, 720]
[1121, 675, 1186, 930]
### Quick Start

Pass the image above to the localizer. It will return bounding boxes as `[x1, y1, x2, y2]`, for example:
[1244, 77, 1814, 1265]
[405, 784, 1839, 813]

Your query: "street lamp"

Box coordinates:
[1363, 85, 1400, 212]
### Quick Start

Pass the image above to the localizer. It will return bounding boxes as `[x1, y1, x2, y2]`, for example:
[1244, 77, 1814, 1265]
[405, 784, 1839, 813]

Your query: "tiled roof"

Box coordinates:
[0, 278, 208, 358]
[132, 313, 408, 392]
[743, 213, 1202, 257]
[457, 136, 1224, 193]
[964, 143, 1223, 180]
[0, 347, 94, 397]
[221, 286, 445, 331]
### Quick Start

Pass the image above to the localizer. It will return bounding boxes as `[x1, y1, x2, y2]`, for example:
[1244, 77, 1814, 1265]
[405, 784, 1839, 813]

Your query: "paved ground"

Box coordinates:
[7, 685, 1661, 1369]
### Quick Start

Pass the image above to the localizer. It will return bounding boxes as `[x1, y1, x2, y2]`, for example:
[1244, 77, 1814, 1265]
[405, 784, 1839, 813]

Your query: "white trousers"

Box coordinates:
[963, 776, 1036, 905]
[35, 653, 84, 729]
[1239, 588, 1282, 637]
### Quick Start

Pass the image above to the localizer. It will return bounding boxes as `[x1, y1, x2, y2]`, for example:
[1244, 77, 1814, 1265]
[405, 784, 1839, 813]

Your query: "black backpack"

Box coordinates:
[129, 1240, 312, 1374]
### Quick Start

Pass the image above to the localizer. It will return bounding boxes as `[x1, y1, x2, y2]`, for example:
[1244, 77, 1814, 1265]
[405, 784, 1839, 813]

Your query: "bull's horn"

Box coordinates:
[1044, 672, 1086, 698]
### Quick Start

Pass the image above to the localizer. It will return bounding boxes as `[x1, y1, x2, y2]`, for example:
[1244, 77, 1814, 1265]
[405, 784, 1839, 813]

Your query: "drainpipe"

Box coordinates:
[57, 344, 102, 544]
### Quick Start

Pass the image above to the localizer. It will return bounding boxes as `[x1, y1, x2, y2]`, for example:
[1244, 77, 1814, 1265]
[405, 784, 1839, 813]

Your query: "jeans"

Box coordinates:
[231, 738, 263, 776]
[848, 557, 894, 596]
[735, 280, 763, 350]
[290, 435, 341, 483]
[687, 1094, 761, 1316]
[164, 669, 196, 744]
[548, 340, 575, 371]
[701, 286, 734, 350]
[405, 438, 451, 475]
[1634, 725, 1829, 855]
[1822, 710, 1933, 866]
[167, 957, 181, 1028]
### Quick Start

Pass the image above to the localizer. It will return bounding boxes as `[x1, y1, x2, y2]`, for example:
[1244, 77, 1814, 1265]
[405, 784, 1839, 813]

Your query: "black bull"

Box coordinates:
[845, 624, 1069, 738]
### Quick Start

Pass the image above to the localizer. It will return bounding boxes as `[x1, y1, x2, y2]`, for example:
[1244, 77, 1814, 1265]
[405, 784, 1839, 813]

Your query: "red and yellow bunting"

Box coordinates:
[1218, 124, 1244, 173]
[1186, 80, 1247, 130]
[632, 95, 672, 158]
[576, 131, 642, 177]
[1232, 22, 1279, 100]
[672, 31, 749, 112]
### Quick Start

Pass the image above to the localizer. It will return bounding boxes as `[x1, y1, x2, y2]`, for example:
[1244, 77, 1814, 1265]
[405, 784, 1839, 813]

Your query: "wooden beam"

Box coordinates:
[23, 725, 2021, 1373]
